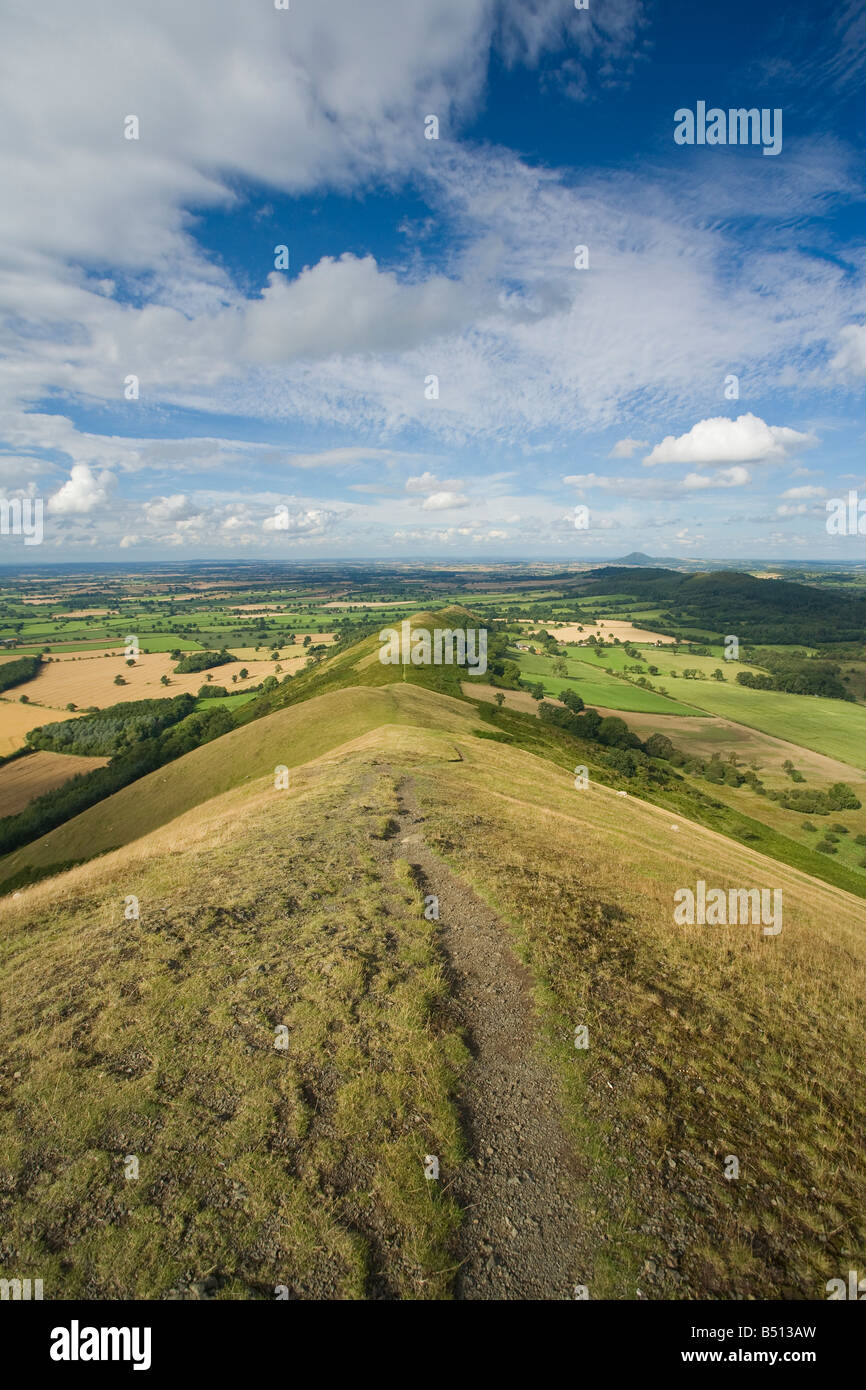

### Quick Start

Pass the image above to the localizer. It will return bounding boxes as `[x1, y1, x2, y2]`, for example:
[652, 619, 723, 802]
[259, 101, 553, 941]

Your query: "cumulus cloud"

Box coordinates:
[262, 505, 339, 538]
[644, 414, 817, 467]
[240, 257, 474, 363]
[143, 494, 195, 523]
[781, 484, 826, 498]
[48, 463, 115, 514]
[421, 491, 470, 510]
[830, 323, 866, 378]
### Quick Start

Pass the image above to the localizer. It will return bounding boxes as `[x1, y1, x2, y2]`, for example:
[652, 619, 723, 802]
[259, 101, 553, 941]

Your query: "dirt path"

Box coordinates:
[387, 773, 586, 1299]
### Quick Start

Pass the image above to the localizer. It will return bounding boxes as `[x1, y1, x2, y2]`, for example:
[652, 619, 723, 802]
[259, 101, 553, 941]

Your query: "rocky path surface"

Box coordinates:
[386, 773, 587, 1299]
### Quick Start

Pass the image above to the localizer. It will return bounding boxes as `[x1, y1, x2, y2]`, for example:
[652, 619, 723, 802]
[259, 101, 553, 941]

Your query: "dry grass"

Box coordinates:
[0, 685, 483, 889]
[1, 688, 862, 1300]
[0, 755, 467, 1299]
[407, 734, 866, 1298]
[460, 681, 564, 714]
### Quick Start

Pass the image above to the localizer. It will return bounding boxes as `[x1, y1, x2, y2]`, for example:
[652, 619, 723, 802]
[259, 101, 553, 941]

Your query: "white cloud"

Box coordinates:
[144, 494, 195, 523]
[830, 323, 866, 378]
[421, 491, 470, 510]
[405, 471, 463, 494]
[681, 466, 751, 489]
[644, 414, 817, 467]
[781, 484, 826, 498]
[262, 506, 339, 537]
[48, 463, 115, 514]
[240, 257, 474, 362]
[608, 437, 649, 459]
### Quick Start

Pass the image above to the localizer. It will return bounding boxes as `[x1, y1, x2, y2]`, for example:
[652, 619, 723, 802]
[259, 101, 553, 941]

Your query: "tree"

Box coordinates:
[126, 658, 136, 668]
[239, 668, 248, 680]
[160, 674, 170, 687]
[494, 691, 505, 707]
[712, 668, 724, 681]
[114, 675, 125, 686]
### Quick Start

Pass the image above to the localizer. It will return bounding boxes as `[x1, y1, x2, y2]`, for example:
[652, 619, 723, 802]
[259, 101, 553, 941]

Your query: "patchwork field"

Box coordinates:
[590, 706, 866, 784]
[660, 681, 866, 771]
[523, 619, 675, 645]
[513, 650, 697, 716]
[7, 652, 304, 711]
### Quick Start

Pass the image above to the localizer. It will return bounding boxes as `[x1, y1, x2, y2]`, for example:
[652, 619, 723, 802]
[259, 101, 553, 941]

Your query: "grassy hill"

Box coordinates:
[0, 683, 483, 890]
[1, 687, 863, 1299]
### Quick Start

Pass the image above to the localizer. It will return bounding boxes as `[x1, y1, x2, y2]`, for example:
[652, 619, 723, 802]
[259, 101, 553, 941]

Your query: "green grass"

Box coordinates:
[7, 641, 125, 655]
[410, 736, 866, 1299]
[0, 683, 484, 890]
[514, 651, 697, 715]
[4, 707, 863, 1299]
[663, 681, 866, 771]
[194, 692, 260, 711]
[0, 764, 468, 1298]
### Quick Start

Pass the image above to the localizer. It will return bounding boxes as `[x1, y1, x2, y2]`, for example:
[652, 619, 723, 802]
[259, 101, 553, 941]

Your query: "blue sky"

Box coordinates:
[0, 0, 864, 561]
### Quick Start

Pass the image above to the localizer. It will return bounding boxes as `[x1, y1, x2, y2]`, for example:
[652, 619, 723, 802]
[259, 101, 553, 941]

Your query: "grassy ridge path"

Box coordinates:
[389, 771, 586, 1299]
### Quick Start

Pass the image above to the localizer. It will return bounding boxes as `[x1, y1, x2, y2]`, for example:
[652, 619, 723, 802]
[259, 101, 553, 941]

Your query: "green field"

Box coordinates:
[513, 651, 697, 715]
[194, 691, 260, 711]
[564, 643, 764, 682]
[662, 681, 866, 771]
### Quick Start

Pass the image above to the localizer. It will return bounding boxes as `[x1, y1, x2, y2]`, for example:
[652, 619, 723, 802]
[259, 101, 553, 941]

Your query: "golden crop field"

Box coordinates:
[0, 701, 87, 757]
[9, 652, 299, 711]
[522, 619, 676, 645]
[0, 750, 110, 818]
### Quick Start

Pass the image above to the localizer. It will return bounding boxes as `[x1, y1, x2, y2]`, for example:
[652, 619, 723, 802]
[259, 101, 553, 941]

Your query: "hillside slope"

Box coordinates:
[1, 696, 863, 1300]
[0, 683, 483, 890]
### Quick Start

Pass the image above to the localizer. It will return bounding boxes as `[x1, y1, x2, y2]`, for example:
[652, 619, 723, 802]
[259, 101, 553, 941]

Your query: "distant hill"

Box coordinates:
[613, 551, 667, 566]
[580, 567, 866, 644]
